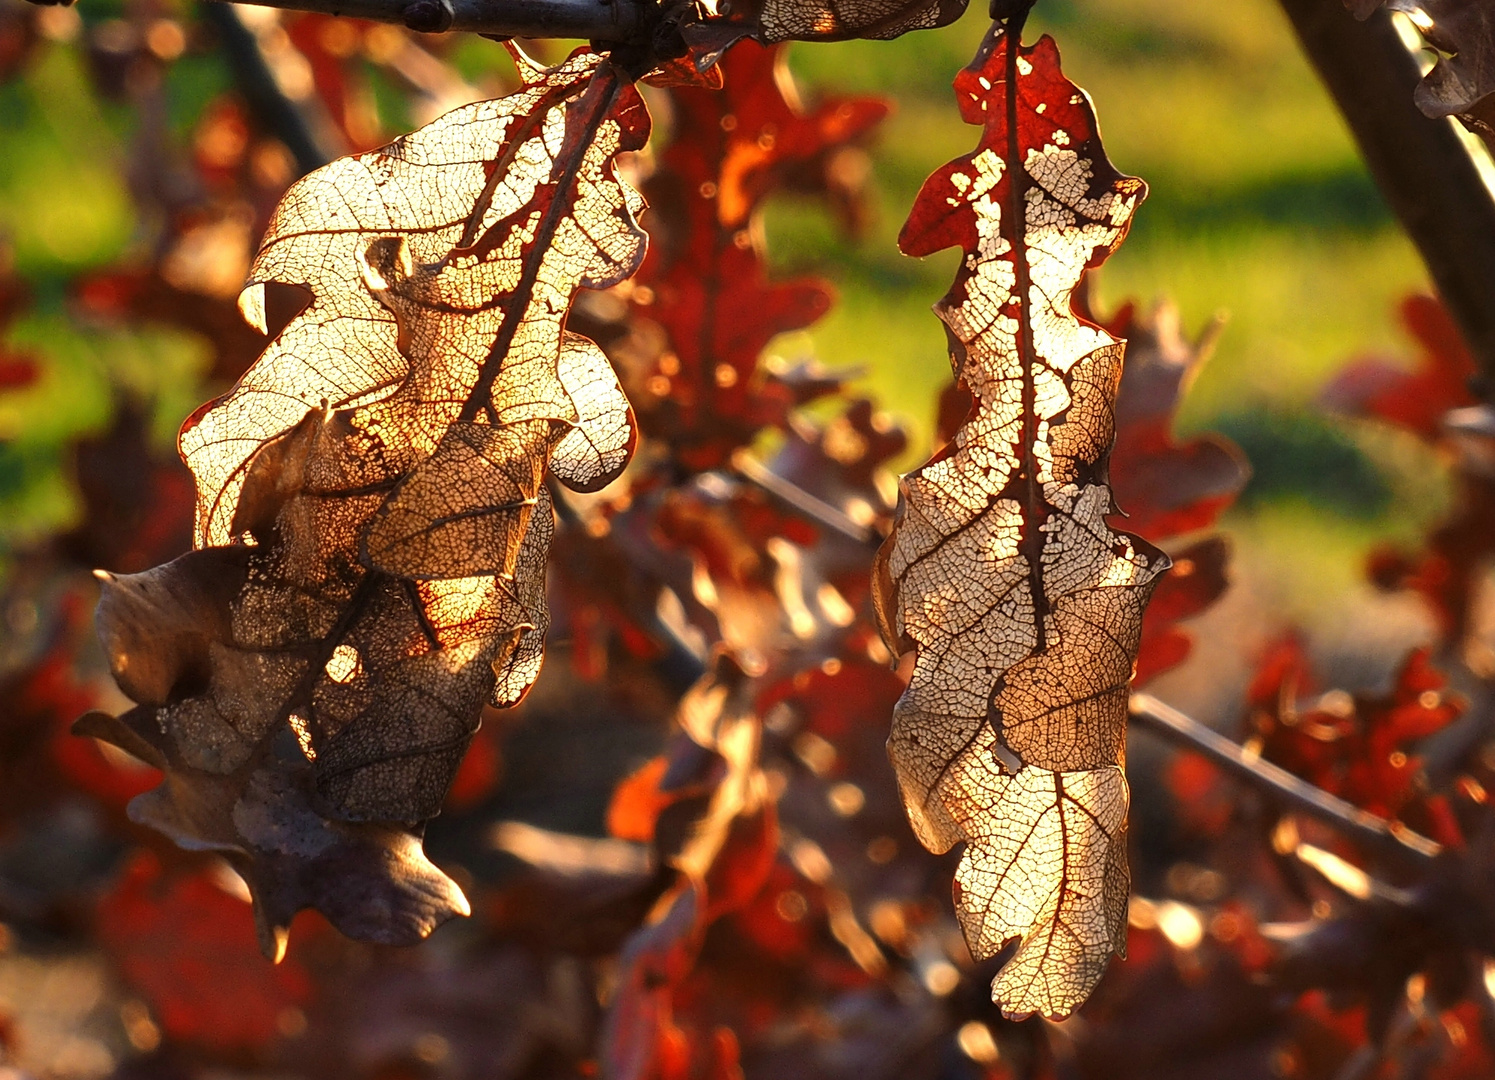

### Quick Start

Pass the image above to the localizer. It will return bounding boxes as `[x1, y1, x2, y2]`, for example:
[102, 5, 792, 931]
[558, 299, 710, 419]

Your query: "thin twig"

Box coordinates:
[1278, 0, 1495, 396]
[204, 0, 646, 41]
[1130, 692, 1442, 862]
[730, 450, 875, 544]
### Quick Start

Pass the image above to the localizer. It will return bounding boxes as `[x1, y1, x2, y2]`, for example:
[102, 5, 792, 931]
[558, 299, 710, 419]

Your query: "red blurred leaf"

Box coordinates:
[1135, 536, 1230, 685]
[0, 355, 35, 389]
[1321, 294, 1476, 440]
[284, 15, 375, 148]
[609, 757, 678, 843]
[0, 259, 37, 391]
[630, 42, 887, 467]
[1106, 301, 1248, 539]
[64, 402, 196, 573]
[1253, 644, 1464, 824]
[97, 853, 314, 1051]
[603, 879, 707, 1080]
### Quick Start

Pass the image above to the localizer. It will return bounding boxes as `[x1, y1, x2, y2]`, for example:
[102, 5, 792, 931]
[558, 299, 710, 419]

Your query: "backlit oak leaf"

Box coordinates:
[184, 50, 644, 544]
[873, 25, 1167, 1019]
[87, 50, 650, 953]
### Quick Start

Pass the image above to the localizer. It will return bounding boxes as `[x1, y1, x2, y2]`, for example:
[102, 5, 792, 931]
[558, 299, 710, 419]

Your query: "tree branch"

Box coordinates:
[1277, 0, 1495, 396]
[203, 0, 647, 41]
[1129, 692, 1443, 863]
[730, 450, 875, 544]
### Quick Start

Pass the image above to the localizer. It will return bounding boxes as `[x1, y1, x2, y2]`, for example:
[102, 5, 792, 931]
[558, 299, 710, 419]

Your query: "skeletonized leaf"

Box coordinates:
[874, 25, 1166, 1019]
[88, 50, 650, 952]
[184, 50, 646, 544]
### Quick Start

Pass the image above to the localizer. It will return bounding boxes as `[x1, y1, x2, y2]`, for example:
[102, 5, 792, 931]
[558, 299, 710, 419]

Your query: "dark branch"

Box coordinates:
[204, 0, 646, 41]
[1129, 692, 1443, 863]
[1278, 0, 1495, 397]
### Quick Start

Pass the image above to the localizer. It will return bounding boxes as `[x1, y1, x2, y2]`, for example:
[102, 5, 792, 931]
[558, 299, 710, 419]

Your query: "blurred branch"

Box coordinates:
[1278, 0, 1495, 398]
[1130, 692, 1443, 863]
[730, 450, 875, 544]
[203, 0, 646, 40]
[199, 2, 333, 176]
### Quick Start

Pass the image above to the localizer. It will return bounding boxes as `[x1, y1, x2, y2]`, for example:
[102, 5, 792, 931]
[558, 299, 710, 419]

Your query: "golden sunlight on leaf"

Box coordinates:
[87, 48, 650, 953]
[874, 24, 1166, 1019]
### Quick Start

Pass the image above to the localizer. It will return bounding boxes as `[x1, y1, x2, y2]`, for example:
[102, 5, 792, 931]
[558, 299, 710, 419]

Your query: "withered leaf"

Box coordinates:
[1350, 1, 1495, 140]
[873, 26, 1166, 1019]
[87, 49, 652, 953]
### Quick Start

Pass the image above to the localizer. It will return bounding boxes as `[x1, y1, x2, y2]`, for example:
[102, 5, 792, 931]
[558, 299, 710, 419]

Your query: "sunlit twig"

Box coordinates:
[1130, 691, 1442, 862]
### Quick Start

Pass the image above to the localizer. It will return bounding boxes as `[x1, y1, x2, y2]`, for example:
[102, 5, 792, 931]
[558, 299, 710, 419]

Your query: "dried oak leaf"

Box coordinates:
[1349, 1, 1495, 137]
[87, 50, 651, 954]
[872, 26, 1167, 1019]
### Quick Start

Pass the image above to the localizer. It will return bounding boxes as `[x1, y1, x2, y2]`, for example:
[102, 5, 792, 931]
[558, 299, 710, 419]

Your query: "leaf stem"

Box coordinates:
[1129, 691, 1443, 863]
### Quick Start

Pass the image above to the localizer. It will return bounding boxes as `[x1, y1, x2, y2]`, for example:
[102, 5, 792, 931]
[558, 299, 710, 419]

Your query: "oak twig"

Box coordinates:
[1130, 692, 1443, 862]
[205, 0, 646, 41]
[1278, 0, 1495, 395]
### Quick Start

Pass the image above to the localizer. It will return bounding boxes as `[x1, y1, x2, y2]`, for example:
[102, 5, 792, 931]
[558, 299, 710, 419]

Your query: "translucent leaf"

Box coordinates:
[89, 50, 650, 951]
[874, 26, 1167, 1019]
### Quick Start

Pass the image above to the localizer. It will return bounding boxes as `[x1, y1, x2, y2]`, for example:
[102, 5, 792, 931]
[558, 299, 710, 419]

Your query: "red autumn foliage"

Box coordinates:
[1247, 639, 1465, 831]
[627, 42, 886, 469]
[1322, 294, 1477, 440]
[97, 855, 314, 1051]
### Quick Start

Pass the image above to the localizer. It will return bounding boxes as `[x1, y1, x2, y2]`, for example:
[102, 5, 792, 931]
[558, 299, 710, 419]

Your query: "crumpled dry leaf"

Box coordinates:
[86, 49, 651, 954]
[873, 25, 1166, 1019]
[1349, 1, 1495, 139]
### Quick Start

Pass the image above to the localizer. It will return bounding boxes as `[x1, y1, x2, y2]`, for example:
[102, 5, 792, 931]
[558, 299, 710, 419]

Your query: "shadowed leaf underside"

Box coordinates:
[87, 49, 650, 955]
[873, 26, 1166, 1019]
